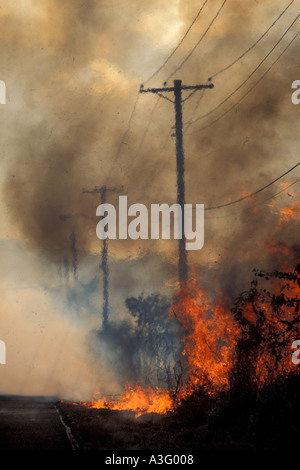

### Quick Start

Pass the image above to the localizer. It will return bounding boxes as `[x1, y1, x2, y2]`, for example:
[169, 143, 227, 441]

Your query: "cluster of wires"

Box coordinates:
[104, 0, 299, 214]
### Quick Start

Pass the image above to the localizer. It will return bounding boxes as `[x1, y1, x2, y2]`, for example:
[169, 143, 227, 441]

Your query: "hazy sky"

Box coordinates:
[0, 0, 299, 400]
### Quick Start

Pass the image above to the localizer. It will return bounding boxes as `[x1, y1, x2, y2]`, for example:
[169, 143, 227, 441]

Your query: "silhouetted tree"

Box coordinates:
[125, 293, 183, 389]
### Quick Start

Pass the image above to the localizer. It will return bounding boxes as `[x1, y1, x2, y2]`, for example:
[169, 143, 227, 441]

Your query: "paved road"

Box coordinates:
[0, 396, 74, 450]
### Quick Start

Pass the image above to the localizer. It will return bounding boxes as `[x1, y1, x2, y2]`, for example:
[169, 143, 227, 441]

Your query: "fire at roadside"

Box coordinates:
[61, 257, 300, 448]
[59, 260, 300, 450]
[61, 189, 300, 448]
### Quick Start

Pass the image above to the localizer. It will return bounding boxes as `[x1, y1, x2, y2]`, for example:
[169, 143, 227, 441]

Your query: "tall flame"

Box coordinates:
[82, 263, 299, 417]
[85, 271, 240, 416]
[169, 273, 240, 399]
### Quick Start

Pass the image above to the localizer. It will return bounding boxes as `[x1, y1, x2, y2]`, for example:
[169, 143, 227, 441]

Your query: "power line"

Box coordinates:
[205, 162, 300, 211]
[210, 0, 295, 80]
[254, 177, 300, 207]
[187, 13, 300, 127]
[109, 1, 212, 183]
[105, 91, 161, 188]
[131, 1, 219, 175]
[136, 25, 298, 200]
[109, 94, 164, 191]
[137, 129, 174, 201]
[120, 2, 224, 184]
[106, 91, 140, 182]
[183, 0, 295, 130]
[129, 1, 225, 184]
[139, 79, 214, 287]
[134, 26, 298, 203]
[186, 29, 299, 135]
[131, 95, 161, 165]
[144, 0, 210, 84]
[82, 185, 124, 329]
[108, 4, 298, 221]
[165, 0, 228, 83]
[205, 177, 300, 219]
[183, 87, 207, 133]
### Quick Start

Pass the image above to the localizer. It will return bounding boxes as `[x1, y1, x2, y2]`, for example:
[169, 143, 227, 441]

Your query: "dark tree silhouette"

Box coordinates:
[125, 293, 183, 389]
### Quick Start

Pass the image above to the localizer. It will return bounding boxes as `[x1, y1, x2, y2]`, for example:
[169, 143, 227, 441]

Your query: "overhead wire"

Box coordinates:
[254, 177, 300, 207]
[205, 178, 300, 219]
[185, 29, 300, 135]
[165, 0, 228, 83]
[183, 0, 295, 130]
[131, 0, 213, 178]
[205, 162, 300, 211]
[186, 13, 300, 127]
[134, 1, 229, 200]
[137, 129, 174, 201]
[105, 91, 140, 183]
[139, 22, 298, 199]
[130, 95, 161, 167]
[105, 91, 161, 188]
[131, 1, 228, 199]
[144, 0, 210, 84]
[210, 0, 295, 80]
[130, 1, 219, 182]
[115, 2, 299, 217]
[183, 87, 207, 133]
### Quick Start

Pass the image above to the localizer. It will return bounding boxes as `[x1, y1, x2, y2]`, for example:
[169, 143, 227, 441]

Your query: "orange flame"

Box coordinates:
[86, 385, 174, 417]
[275, 202, 300, 224]
[169, 273, 240, 398]
[85, 272, 240, 415]
[82, 264, 299, 417]
[268, 181, 300, 225]
[233, 265, 300, 388]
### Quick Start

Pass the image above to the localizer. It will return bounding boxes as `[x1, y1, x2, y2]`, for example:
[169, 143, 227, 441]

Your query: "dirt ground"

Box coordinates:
[56, 401, 253, 451]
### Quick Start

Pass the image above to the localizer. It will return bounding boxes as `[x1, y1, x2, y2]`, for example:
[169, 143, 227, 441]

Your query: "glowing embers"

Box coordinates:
[268, 181, 300, 225]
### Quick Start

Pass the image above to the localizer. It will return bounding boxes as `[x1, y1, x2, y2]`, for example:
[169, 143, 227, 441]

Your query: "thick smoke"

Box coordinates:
[0, 0, 299, 399]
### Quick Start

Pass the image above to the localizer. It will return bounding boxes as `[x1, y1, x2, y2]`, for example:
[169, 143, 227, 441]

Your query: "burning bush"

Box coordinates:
[231, 263, 300, 393]
[169, 272, 240, 400]
[85, 263, 300, 419]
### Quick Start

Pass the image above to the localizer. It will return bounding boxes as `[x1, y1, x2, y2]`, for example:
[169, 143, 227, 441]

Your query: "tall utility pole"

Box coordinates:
[83, 185, 124, 329]
[139, 79, 214, 289]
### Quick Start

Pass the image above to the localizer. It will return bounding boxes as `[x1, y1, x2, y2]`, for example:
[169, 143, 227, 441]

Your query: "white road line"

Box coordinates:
[55, 405, 80, 450]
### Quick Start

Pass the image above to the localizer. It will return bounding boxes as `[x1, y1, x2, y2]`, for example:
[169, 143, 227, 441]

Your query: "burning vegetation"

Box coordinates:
[268, 182, 300, 225]
[81, 261, 300, 420]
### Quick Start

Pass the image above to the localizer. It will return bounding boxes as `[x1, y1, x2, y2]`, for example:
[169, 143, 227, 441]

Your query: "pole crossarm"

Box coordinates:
[82, 185, 124, 198]
[59, 213, 90, 221]
[139, 79, 214, 288]
[82, 184, 124, 330]
[140, 82, 214, 95]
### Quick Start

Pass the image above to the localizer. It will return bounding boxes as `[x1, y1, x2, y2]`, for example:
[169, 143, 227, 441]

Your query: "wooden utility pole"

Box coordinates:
[83, 185, 123, 329]
[139, 79, 214, 289]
